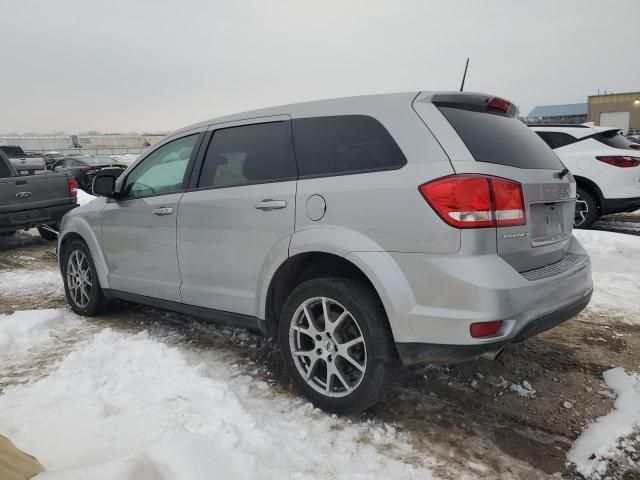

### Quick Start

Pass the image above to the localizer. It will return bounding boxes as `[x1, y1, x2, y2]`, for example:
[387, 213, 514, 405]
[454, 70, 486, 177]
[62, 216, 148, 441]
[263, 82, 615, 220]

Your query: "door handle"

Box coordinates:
[254, 199, 287, 211]
[153, 207, 173, 216]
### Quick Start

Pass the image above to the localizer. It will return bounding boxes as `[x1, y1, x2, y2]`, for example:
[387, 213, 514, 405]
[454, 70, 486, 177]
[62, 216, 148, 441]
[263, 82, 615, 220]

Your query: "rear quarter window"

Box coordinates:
[292, 115, 406, 177]
[535, 131, 577, 149]
[438, 107, 564, 170]
[595, 131, 640, 150]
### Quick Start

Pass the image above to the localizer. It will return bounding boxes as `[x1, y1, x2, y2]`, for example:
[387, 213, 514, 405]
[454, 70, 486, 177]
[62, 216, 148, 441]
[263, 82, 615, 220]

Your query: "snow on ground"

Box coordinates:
[567, 367, 640, 478]
[574, 230, 640, 324]
[0, 268, 62, 296]
[0, 324, 439, 480]
[0, 309, 80, 364]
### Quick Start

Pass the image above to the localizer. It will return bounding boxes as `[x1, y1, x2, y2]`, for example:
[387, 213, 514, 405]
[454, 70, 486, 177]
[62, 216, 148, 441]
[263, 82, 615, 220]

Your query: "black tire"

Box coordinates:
[575, 187, 599, 229]
[0, 231, 16, 237]
[278, 277, 397, 415]
[61, 239, 111, 316]
[37, 225, 58, 241]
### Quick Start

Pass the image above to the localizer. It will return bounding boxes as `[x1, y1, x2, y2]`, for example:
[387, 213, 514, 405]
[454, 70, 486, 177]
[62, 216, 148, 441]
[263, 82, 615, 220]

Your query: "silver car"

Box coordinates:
[58, 92, 593, 414]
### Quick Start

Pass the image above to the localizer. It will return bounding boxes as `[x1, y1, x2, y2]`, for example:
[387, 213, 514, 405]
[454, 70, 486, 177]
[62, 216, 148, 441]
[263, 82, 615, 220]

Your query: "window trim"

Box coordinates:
[187, 117, 297, 192]
[292, 114, 408, 180]
[116, 131, 205, 201]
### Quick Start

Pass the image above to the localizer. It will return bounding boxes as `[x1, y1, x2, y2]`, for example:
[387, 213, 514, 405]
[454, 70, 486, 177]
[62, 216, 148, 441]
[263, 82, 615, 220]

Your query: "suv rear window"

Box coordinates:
[535, 131, 577, 149]
[595, 130, 640, 150]
[292, 115, 406, 177]
[438, 107, 564, 170]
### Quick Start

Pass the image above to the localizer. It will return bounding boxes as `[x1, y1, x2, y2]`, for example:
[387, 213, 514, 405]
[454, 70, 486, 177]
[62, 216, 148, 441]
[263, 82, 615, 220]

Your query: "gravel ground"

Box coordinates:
[1, 225, 639, 479]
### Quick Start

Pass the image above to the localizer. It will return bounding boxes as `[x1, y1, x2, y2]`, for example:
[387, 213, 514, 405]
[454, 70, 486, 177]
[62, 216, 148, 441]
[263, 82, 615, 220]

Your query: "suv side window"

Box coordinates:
[198, 121, 296, 188]
[535, 131, 577, 149]
[292, 115, 407, 177]
[124, 134, 199, 199]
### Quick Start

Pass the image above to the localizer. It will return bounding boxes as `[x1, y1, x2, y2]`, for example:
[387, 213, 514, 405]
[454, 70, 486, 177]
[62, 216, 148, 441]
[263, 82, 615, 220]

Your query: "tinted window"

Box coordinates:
[198, 121, 296, 188]
[535, 132, 577, 149]
[293, 115, 406, 177]
[595, 130, 640, 150]
[0, 146, 24, 156]
[0, 156, 13, 178]
[124, 134, 199, 198]
[438, 107, 564, 170]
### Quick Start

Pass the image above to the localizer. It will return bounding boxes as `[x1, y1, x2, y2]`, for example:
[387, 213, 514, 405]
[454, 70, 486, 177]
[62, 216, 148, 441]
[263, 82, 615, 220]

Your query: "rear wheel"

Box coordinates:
[61, 239, 111, 315]
[574, 187, 599, 229]
[37, 225, 58, 241]
[278, 277, 396, 414]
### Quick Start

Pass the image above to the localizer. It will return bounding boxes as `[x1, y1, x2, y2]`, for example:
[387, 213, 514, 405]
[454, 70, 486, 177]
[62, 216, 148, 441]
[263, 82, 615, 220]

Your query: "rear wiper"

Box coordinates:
[555, 168, 570, 179]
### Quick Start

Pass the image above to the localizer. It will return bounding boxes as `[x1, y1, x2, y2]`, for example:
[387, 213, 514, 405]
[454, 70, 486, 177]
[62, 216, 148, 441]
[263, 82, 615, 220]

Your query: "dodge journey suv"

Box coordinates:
[58, 92, 593, 414]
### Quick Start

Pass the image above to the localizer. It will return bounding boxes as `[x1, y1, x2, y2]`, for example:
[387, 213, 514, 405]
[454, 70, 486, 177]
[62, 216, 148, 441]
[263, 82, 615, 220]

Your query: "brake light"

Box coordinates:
[470, 320, 503, 338]
[596, 156, 640, 168]
[419, 175, 526, 228]
[487, 97, 512, 113]
[68, 176, 78, 200]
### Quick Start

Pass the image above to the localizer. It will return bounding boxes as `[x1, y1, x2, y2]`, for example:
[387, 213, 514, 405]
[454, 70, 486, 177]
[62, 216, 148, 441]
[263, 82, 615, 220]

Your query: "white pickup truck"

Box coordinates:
[0, 145, 46, 175]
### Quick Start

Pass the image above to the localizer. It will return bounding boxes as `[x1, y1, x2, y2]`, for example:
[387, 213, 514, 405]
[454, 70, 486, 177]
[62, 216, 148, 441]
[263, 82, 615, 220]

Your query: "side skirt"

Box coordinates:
[102, 289, 267, 335]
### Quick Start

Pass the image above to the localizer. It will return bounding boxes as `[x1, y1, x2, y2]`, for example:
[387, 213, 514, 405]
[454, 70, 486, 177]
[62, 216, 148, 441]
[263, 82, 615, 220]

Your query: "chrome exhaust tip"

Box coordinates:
[480, 347, 505, 361]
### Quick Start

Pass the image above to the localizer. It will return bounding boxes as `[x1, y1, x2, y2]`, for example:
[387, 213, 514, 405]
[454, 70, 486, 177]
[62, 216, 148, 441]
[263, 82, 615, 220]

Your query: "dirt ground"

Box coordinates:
[1, 225, 640, 479]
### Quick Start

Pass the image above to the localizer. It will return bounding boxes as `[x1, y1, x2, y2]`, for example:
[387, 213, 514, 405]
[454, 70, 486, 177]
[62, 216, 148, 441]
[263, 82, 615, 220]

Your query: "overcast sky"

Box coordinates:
[1, 0, 638, 134]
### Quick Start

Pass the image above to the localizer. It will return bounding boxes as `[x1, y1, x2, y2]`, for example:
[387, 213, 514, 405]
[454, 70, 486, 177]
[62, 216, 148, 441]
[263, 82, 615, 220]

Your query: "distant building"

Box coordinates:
[526, 103, 588, 125]
[588, 91, 640, 134]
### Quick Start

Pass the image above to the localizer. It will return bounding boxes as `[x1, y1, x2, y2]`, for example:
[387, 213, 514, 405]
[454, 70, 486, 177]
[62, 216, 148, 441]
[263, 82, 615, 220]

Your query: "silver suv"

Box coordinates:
[58, 92, 593, 414]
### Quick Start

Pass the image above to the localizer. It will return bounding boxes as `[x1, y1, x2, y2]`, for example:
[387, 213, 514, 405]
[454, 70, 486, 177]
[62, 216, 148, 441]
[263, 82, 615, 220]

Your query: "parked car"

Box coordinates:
[49, 156, 127, 192]
[0, 150, 78, 240]
[58, 92, 593, 414]
[626, 134, 640, 147]
[530, 124, 640, 228]
[0, 145, 46, 176]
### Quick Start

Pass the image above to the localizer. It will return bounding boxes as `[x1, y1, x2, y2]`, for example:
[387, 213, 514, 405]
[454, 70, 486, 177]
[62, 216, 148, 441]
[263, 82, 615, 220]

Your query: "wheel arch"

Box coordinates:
[573, 175, 604, 207]
[58, 217, 110, 289]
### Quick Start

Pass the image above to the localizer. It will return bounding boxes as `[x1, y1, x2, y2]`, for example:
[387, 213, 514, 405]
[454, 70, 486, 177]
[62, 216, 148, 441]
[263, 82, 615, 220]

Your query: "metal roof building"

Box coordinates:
[526, 103, 588, 126]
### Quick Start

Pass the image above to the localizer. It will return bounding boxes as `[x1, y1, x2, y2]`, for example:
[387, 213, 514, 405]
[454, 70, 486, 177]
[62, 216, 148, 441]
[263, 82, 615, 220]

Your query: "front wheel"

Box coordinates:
[278, 278, 397, 414]
[61, 239, 111, 315]
[574, 187, 599, 229]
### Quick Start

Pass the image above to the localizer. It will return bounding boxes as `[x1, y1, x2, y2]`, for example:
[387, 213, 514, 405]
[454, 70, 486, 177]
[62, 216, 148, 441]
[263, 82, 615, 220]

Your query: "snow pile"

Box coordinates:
[567, 367, 640, 478]
[76, 189, 97, 206]
[574, 230, 640, 324]
[0, 268, 62, 296]
[0, 309, 79, 363]
[0, 328, 436, 480]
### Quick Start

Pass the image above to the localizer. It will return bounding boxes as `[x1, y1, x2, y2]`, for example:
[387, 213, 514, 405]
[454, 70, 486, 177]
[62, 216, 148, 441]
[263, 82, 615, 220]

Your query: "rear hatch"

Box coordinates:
[414, 92, 575, 273]
[0, 173, 75, 215]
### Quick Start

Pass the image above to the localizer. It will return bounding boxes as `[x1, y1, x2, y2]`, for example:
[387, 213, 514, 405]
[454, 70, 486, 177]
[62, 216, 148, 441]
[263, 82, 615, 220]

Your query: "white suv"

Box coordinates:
[530, 124, 640, 227]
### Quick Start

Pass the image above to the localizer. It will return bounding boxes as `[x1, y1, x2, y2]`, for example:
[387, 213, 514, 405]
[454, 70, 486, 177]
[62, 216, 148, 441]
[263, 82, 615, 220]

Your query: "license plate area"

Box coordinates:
[530, 202, 571, 247]
[9, 209, 49, 224]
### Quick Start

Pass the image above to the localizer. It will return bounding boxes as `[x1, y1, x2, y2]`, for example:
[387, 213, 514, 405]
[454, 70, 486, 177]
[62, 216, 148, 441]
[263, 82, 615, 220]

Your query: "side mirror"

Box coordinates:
[92, 173, 118, 197]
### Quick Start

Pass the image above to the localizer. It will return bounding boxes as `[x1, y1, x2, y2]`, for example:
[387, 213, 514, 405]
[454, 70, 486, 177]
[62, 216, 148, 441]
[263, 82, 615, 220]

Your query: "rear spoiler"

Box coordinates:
[417, 91, 518, 118]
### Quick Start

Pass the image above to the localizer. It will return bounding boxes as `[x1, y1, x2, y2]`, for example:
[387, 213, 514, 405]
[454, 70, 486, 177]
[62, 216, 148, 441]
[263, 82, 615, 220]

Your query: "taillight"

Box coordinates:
[419, 175, 526, 229]
[68, 176, 78, 200]
[596, 156, 640, 168]
[470, 320, 503, 338]
[486, 97, 512, 113]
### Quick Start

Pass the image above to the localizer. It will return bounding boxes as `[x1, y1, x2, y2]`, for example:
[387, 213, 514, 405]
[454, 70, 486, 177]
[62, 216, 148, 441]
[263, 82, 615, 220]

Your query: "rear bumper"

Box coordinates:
[601, 196, 640, 215]
[346, 235, 593, 366]
[0, 203, 78, 233]
[396, 289, 592, 364]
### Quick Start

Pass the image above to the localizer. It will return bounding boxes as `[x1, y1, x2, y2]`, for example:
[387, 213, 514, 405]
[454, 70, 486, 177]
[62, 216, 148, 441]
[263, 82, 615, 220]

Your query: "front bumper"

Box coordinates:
[601, 196, 640, 215]
[396, 288, 592, 365]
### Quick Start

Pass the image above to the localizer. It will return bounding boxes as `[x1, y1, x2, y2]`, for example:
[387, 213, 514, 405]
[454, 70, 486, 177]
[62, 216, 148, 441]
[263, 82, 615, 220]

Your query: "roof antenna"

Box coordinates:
[459, 58, 469, 92]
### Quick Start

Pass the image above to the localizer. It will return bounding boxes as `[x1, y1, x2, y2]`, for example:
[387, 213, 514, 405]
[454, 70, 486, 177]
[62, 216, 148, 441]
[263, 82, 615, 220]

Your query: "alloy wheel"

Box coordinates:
[66, 250, 92, 308]
[289, 297, 367, 398]
[574, 193, 589, 227]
